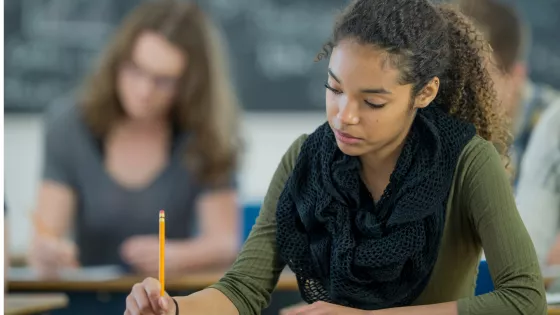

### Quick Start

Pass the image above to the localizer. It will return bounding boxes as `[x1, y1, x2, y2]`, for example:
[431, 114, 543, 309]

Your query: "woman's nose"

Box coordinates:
[337, 97, 359, 125]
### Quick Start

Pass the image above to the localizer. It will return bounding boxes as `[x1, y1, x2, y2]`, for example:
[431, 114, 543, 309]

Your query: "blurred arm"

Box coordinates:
[457, 141, 546, 314]
[516, 103, 560, 265]
[172, 189, 240, 271]
[5, 212, 8, 291]
[32, 182, 76, 238]
[28, 106, 78, 263]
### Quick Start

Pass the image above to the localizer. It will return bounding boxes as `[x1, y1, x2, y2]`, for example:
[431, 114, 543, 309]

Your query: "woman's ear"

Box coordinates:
[413, 77, 440, 109]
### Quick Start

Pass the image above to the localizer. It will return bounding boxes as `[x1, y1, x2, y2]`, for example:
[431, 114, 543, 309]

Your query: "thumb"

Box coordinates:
[159, 296, 168, 310]
[142, 277, 165, 311]
[158, 296, 174, 314]
[61, 241, 79, 268]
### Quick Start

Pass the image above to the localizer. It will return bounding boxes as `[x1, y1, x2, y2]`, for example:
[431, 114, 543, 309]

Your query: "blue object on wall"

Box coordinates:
[242, 203, 262, 242]
[475, 260, 494, 296]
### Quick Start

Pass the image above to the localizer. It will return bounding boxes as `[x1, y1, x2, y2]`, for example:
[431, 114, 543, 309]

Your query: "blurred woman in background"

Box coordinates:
[28, 0, 242, 277]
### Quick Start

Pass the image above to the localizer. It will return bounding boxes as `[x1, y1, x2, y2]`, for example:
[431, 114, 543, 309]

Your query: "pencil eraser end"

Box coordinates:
[159, 209, 165, 215]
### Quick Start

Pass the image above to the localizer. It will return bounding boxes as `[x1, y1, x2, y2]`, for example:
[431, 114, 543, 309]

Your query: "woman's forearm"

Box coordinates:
[33, 182, 76, 238]
[175, 288, 239, 315]
[372, 302, 457, 315]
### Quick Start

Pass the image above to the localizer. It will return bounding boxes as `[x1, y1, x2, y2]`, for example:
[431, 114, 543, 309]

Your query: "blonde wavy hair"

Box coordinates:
[79, 1, 241, 185]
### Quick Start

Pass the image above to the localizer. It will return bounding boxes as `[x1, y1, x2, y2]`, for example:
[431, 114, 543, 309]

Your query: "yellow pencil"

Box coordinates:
[159, 209, 166, 297]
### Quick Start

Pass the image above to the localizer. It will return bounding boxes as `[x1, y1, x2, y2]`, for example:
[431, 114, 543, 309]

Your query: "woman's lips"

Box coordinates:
[334, 129, 362, 145]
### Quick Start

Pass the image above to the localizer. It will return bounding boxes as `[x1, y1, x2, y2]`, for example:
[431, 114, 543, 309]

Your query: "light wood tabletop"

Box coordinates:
[8, 269, 298, 292]
[5, 293, 69, 315]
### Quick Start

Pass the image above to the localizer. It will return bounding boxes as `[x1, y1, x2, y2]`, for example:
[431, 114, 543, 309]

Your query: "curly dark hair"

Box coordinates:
[317, 0, 510, 159]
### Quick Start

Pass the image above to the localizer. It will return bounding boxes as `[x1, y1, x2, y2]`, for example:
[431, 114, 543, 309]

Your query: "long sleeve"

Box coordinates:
[456, 140, 547, 315]
[208, 135, 307, 315]
[516, 102, 560, 265]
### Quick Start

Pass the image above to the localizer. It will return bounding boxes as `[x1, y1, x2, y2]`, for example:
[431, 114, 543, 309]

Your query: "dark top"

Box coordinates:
[42, 103, 235, 266]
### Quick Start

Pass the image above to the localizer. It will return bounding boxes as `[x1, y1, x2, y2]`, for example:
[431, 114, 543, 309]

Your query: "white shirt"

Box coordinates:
[516, 101, 560, 265]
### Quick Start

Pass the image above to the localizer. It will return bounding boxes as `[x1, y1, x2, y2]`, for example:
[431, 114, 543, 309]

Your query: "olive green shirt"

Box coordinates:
[210, 135, 546, 315]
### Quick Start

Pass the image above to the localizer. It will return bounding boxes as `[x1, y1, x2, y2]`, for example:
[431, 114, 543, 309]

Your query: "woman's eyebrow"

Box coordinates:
[328, 68, 392, 94]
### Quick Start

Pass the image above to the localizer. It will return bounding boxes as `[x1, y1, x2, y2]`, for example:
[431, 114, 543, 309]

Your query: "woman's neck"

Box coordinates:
[359, 125, 411, 201]
[106, 117, 173, 149]
[110, 117, 171, 139]
[360, 126, 409, 177]
[120, 117, 169, 132]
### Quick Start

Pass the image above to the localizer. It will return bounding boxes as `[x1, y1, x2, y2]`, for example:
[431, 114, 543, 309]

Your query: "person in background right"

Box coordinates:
[515, 99, 560, 266]
[459, 0, 560, 187]
[461, 0, 560, 267]
[5, 202, 8, 293]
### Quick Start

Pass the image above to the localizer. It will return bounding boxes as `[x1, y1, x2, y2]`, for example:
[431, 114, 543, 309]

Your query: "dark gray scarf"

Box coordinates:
[276, 106, 476, 310]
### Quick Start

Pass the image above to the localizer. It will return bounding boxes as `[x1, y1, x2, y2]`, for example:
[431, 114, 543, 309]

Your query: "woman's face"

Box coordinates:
[117, 31, 186, 121]
[326, 39, 435, 157]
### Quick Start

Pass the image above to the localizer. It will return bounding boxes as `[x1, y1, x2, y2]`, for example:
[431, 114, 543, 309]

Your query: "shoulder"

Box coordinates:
[533, 101, 560, 137]
[44, 98, 81, 129]
[455, 136, 500, 176]
[525, 82, 560, 125]
[280, 134, 309, 170]
[518, 102, 560, 186]
[44, 98, 89, 139]
[451, 135, 509, 197]
[262, 133, 310, 214]
[42, 99, 93, 163]
[523, 101, 560, 160]
[538, 83, 560, 108]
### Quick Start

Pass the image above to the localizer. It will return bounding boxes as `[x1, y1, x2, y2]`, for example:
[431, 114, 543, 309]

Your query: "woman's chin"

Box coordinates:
[336, 140, 366, 156]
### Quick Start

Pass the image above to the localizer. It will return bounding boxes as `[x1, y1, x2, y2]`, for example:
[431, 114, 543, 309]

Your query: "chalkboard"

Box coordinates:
[4, 0, 342, 113]
[5, 0, 559, 113]
[4, 0, 143, 112]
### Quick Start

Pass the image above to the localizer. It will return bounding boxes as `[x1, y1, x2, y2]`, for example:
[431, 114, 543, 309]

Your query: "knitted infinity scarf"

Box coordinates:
[276, 106, 476, 310]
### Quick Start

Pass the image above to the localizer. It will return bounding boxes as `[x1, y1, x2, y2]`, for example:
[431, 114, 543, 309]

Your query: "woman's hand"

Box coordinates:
[27, 236, 79, 279]
[283, 301, 370, 315]
[120, 235, 186, 275]
[125, 277, 176, 315]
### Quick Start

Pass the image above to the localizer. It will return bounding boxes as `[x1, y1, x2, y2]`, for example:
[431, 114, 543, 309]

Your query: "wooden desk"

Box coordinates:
[8, 271, 300, 315]
[5, 293, 69, 315]
[8, 270, 298, 292]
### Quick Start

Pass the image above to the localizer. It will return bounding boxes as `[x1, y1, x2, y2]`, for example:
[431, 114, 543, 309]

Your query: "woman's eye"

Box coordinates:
[324, 83, 342, 95]
[365, 100, 386, 109]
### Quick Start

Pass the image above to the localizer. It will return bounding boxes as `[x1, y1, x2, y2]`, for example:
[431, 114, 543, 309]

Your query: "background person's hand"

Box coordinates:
[120, 235, 186, 275]
[27, 236, 79, 279]
[120, 235, 159, 274]
[125, 277, 176, 315]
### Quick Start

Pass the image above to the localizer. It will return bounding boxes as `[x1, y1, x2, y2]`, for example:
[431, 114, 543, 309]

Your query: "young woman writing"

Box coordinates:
[124, 0, 545, 314]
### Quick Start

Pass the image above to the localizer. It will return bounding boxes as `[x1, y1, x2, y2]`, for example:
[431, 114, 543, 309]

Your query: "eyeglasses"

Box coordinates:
[121, 60, 181, 92]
